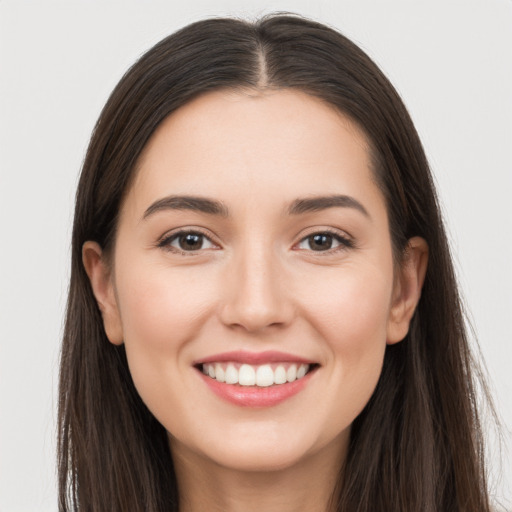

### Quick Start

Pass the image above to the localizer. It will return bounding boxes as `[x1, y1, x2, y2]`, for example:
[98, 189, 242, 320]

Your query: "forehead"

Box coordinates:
[124, 89, 383, 218]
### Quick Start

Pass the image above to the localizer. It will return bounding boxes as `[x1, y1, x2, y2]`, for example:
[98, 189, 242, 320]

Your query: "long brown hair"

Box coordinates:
[59, 14, 493, 511]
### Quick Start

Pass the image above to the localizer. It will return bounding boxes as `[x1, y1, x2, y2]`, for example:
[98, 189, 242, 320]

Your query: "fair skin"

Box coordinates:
[83, 89, 428, 512]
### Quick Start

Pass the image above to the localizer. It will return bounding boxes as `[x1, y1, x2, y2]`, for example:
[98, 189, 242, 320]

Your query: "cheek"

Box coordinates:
[113, 261, 219, 409]
[301, 264, 393, 346]
[297, 265, 392, 417]
[117, 262, 216, 346]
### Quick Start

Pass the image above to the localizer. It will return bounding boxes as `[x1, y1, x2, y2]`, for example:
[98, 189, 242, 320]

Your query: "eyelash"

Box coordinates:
[157, 228, 355, 256]
[157, 228, 218, 256]
[295, 229, 355, 253]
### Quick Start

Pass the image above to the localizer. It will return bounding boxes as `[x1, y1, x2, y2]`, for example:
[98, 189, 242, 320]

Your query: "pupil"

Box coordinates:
[310, 234, 332, 251]
[180, 233, 202, 250]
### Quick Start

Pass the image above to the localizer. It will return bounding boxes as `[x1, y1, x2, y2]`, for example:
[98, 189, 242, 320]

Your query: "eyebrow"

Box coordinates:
[142, 195, 229, 220]
[288, 195, 370, 218]
[142, 193, 370, 220]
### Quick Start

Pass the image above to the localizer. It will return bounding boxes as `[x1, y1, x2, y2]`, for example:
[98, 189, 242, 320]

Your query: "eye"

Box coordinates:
[159, 230, 217, 253]
[296, 231, 353, 252]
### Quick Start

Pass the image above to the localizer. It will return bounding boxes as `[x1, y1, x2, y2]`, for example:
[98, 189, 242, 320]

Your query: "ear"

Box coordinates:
[386, 236, 429, 344]
[82, 241, 124, 345]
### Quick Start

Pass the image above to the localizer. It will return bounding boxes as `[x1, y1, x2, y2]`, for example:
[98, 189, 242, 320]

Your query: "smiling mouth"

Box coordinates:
[197, 362, 318, 387]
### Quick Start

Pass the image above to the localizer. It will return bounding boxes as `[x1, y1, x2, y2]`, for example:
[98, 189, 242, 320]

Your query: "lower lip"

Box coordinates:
[198, 370, 314, 408]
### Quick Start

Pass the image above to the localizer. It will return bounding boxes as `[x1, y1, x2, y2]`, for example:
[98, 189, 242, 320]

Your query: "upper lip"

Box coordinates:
[194, 350, 316, 365]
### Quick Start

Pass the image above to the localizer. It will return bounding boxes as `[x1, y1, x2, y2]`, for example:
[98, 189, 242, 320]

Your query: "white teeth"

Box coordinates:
[239, 364, 256, 386]
[274, 365, 287, 384]
[296, 364, 307, 379]
[215, 363, 225, 383]
[255, 365, 274, 387]
[286, 365, 297, 382]
[201, 362, 311, 387]
[225, 363, 238, 384]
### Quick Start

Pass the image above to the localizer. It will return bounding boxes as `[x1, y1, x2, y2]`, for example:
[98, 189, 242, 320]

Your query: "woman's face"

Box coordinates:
[85, 89, 424, 473]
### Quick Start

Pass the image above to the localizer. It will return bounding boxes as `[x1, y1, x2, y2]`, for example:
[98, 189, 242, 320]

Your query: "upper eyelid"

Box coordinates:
[158, 227, 218, 245]
[301, 227, 350, 236]
[295, 226, 354, 242]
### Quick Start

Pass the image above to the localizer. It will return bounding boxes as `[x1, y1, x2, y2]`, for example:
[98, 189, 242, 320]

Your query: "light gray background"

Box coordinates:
[1, 1, 511, 510]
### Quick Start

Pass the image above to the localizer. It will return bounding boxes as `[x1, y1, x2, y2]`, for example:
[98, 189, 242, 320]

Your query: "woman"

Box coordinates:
[58, 14, 494, 511]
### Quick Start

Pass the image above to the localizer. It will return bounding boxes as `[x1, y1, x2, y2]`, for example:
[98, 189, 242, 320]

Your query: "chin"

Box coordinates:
[169, 420, 350, 475]
[211, 444, 312, 473]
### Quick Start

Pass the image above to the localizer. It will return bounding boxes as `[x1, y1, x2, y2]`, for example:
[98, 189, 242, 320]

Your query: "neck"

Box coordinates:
[171, 436, 347, 512]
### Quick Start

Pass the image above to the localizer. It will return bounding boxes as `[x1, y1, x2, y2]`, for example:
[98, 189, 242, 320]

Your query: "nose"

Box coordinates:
[218, 244, 295, 333]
